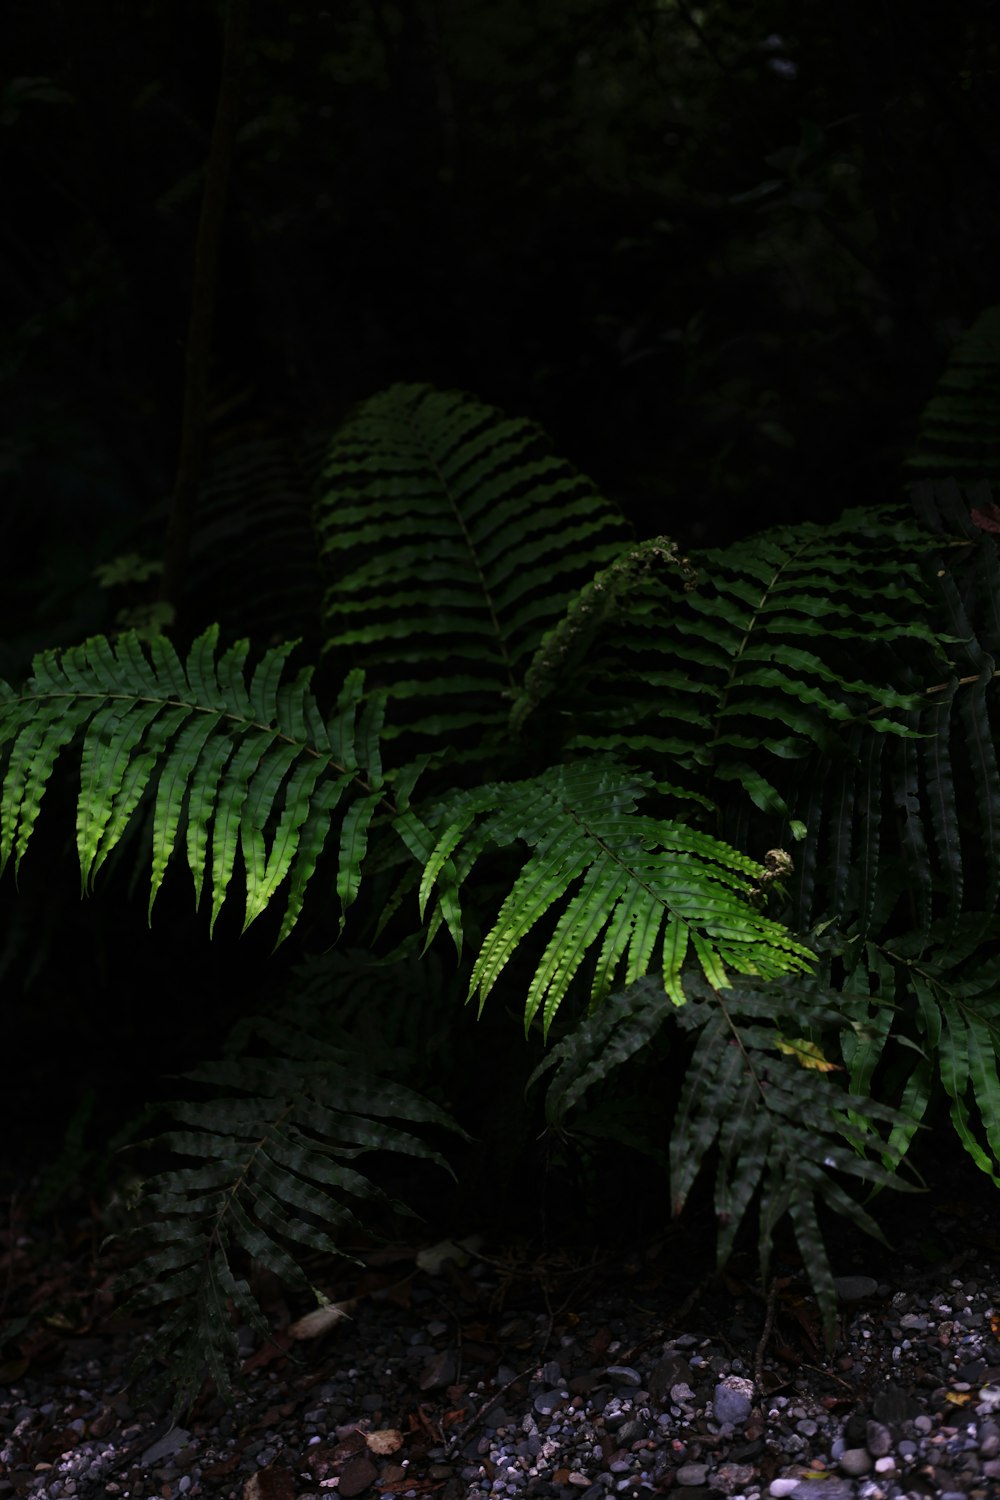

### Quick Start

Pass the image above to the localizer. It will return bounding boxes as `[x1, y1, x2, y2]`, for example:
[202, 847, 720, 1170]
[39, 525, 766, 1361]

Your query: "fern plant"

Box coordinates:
[4, 373, 1000, 1411]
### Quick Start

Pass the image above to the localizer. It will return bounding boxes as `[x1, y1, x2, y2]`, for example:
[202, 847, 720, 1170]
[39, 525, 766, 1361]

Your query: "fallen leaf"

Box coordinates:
[415, 1234, 483, 1274]
[288, 1302, 352, 1340]
[365, 1429, 404, 1455]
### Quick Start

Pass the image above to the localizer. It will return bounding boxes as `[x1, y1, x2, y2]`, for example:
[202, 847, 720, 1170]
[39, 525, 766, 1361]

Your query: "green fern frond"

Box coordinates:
[118, 1024, 461, 1416]
[0, 626, 385, 942]
[316, 383, 629, 761]
[414, 759, 814, 1033]
[855, 928, 1000, 1184]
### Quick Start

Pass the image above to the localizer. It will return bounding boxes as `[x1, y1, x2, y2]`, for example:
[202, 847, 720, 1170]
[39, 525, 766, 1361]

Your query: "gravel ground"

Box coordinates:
[3, 1189, 1000, 1500]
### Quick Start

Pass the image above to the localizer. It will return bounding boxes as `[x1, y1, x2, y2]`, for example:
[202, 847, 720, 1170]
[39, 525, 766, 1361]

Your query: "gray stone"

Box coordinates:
[605, 1365, 642, 1386]
[866, 1420, 893, 1457]
[533, 1389, 568, 1415]
[616, 1419, 647, 1445]
[833, 1275, 878, 1302]
[838, 1446, 872, 1476]
[676, 1463, 709, 1486]
[139, 1427, 191, 1467]
[713, 1376, 753, 1425]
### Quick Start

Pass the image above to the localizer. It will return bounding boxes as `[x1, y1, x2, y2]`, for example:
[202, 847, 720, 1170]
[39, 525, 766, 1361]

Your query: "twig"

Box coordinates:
[754, 1278, 777, 1398]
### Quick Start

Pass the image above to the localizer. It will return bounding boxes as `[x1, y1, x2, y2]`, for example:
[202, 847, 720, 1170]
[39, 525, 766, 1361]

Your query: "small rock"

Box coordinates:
[616, 1419, 647, 1445]
[713, 1376, 753, 1425]
[838, 1447, 872, 1477]
[768, 1482, 801, 1498]
[715, 1463, 755, 1490]
[534, 1389, 568, 1415]
[833, 1275, 878, 1302]
[676, 1463, 709, 1486]
[605, 1365, 642, 1386]
[866, 1420, 892, 1457]
[140, 1427, 190, 1467]
[338, 1455, 378, 1498]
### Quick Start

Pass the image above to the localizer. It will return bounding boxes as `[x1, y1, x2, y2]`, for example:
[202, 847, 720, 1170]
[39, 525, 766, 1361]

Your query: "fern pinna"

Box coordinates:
[3, 368, 1000, 1411]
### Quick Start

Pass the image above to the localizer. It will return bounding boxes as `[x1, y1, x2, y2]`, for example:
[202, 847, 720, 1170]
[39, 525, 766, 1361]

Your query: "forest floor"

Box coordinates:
[2, 1157, 1000, 1500]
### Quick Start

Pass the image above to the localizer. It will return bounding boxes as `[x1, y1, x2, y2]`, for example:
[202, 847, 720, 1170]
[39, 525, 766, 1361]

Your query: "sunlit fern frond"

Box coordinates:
[0, 625, 386, 943]
[400, 757, 814, 1034]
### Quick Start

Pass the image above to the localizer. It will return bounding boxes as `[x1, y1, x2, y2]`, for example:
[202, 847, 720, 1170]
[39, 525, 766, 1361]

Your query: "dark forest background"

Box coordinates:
[3, 0, 1000, 1214]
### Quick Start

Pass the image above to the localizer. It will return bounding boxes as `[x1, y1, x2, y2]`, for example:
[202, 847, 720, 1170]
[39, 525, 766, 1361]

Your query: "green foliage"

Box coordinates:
[0, 624, 386, 943]
[405, 758, 812, 1027]
[118, 1012, 462, 1415]
[5, 368, 1000, 1412]
[317, 383, 628, 764]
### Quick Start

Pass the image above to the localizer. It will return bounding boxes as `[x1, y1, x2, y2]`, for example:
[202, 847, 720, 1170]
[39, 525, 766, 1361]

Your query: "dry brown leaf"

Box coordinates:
[365, 1428, 404, 1455]
[287, 1301, 352, 1340]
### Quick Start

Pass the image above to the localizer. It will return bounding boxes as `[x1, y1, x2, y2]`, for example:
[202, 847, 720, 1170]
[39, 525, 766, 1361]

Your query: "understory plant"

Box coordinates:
[4, 308, 1000, 1412]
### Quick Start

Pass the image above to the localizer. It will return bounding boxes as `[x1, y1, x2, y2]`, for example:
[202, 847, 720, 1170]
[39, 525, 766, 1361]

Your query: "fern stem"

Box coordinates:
[4, 688, 375, 790]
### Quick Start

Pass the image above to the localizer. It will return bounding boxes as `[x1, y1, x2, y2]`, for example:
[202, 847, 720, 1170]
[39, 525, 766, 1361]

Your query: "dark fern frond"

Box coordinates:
[772, 487, 1000, 942]
[118, 1019, 462, 1416]
[0, 626, 386, 943]
[666, 973, 918, 1345]
[315, 383, 630, 764]
[527, 979, 672, 1130]
[908, 304, 1000, 484]
[516, 506, 945, 823]
[187, 430, 326, 645]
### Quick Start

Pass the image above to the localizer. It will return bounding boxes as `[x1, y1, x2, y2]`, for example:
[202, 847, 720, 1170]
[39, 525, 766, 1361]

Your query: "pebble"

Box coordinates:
[713, 1375, 754, 1424]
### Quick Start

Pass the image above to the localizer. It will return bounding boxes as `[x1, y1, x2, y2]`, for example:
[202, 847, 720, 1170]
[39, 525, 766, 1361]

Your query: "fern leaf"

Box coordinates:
[528, 980, 671, 1127]
[0, 628, 388, 941]
[316, 383, 629, 761]
[668, 975, 917, 1341]
[908, 305, 1000, 483]
[118, 1022, 462, 1416]
[417, 760, 813, 1034]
